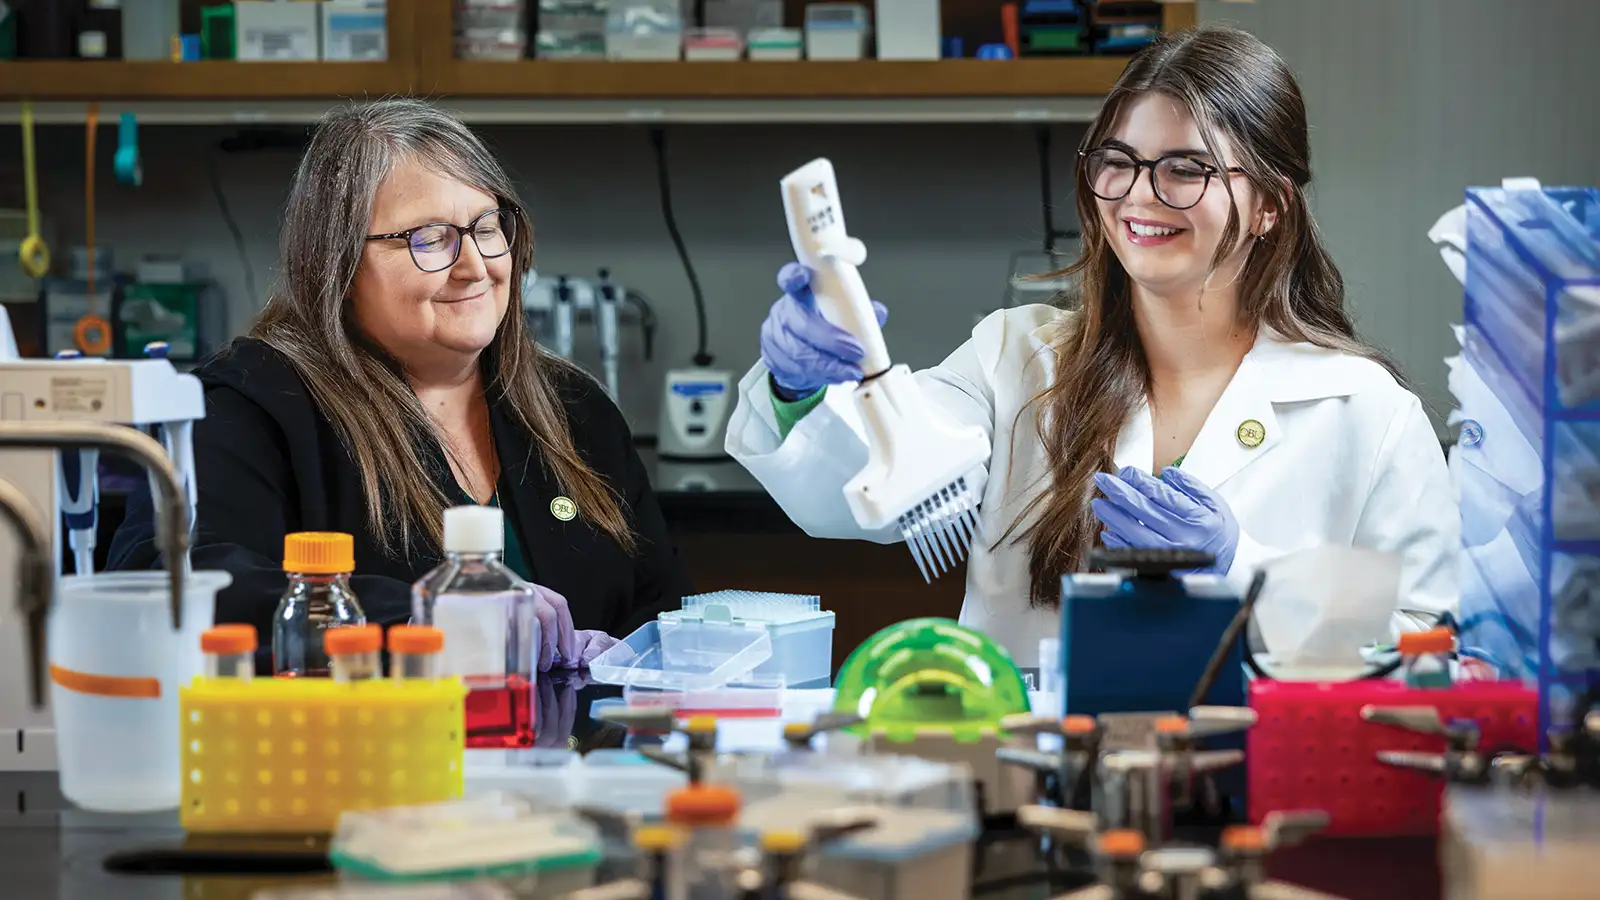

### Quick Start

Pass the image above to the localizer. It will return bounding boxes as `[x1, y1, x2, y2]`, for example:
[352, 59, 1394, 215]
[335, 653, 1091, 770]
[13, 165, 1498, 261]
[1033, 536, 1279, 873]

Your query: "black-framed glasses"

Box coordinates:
[365, 207, 519, 273]
[1080, 147, 1247, 211]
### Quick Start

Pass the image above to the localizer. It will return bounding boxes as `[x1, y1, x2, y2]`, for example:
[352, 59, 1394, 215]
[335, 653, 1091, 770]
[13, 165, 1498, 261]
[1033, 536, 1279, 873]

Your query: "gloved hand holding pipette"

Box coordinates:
[760, 263, 888, 401]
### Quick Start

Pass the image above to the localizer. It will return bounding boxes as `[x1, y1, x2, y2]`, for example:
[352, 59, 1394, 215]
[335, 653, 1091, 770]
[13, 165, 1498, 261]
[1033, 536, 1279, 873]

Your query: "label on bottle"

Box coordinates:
[432, 592, 515, 681]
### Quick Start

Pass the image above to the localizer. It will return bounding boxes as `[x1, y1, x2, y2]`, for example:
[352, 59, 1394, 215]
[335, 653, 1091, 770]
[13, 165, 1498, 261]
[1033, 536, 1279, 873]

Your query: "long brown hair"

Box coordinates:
[1003, 25, 1401, 608]
[251, 99, 635, 558]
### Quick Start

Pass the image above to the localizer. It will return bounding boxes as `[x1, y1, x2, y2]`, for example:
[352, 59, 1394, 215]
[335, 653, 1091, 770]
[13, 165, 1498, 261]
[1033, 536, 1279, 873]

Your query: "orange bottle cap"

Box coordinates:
[1061, 715, 1097, 735]
[324, 624, 382, 655]
[1098, 829, 1146, 857]
[283, 532, 356, 575]
[201, 624, 258, 654]
[665, 785, 740, 825]
[1153, 715, 1190, 734]
[1398, 627, 1454, 656]
[1221, 825, 1267, 852]
[388, 625, 444, 655]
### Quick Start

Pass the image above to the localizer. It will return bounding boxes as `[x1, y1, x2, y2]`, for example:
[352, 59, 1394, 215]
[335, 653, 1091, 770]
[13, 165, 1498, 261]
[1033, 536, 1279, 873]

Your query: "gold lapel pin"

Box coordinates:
[550, 496, 577, 521]
[1236, 419, 1266, 448]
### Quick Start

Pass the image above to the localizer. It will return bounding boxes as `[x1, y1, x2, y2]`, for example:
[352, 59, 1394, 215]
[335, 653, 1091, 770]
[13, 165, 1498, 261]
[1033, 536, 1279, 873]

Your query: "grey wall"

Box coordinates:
[1, 121, 1077, 434]
[1200, 0, 1600, 426]
[2, 0, 1596, 438]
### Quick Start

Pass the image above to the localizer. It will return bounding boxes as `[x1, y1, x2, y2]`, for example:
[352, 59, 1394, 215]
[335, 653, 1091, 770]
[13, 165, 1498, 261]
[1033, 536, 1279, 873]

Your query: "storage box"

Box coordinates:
[235, 0, 320, 61]
[322, 0, 387, 61]
[804, 3, 870, 60]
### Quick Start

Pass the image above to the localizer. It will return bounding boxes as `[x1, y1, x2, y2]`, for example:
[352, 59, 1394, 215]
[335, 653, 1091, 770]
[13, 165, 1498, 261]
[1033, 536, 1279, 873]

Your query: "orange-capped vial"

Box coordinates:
[202, 624, 258, 681]
[1398, 626, 1454, 689]
[325, 624, 382, 683]
[666, 784, 741, 826]
[388, 625, 444, 681]
[1096, 829, 1146, 859]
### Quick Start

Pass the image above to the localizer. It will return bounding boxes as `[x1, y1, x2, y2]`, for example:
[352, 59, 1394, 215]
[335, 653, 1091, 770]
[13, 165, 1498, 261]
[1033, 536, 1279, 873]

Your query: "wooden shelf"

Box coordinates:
[0, 60, 410, 101]
[0, 1, 1198, 108]
[419, 58, 1132, 100]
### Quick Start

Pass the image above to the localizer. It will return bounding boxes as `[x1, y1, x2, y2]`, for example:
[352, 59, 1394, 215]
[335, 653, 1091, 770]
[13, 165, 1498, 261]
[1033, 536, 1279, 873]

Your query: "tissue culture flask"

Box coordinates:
[413, 507, 541, 750]
[464, 673, 537, 748]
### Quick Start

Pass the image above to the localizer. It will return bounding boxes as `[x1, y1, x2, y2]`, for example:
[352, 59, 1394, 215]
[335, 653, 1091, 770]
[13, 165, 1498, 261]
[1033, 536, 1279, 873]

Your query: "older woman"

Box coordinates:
[109, 99, 691, 668]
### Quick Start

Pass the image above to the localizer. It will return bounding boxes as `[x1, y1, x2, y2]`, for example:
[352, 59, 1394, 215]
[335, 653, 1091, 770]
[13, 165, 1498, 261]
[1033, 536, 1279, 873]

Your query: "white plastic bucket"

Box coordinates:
[48, 570, 231, 812]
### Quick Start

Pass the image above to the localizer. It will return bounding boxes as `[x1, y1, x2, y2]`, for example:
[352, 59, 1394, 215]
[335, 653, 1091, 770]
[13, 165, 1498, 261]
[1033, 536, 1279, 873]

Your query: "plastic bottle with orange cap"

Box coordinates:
[271, 532, 367, 677]
[1398, 626, 1454, 689]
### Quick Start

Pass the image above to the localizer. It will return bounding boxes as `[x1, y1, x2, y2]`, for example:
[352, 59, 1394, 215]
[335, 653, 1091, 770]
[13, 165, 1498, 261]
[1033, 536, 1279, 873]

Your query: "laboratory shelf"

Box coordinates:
[419, 58, 1131, 100]
[0, 61, 411, 102]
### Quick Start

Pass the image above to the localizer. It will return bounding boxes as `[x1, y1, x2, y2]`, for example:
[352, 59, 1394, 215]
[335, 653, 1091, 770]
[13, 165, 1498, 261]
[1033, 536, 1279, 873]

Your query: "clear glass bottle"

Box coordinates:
[272, 532, 366, 677]
[326, 624, 382, 682]
[1399, 627, 1454, 689]
[201, 624, 258, 682]
[412, 506, 540, 749]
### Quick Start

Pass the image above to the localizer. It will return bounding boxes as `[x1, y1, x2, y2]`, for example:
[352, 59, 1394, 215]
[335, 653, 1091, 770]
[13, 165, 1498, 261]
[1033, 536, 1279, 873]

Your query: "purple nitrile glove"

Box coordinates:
[1090, 466, 1240, 574]
[531, 584, 577, 673]
[760, 263, 888, 400]
[571, 630, 620, 667]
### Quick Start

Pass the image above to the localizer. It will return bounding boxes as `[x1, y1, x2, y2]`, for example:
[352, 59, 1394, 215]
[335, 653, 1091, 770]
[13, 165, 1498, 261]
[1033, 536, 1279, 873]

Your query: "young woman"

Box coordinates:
[725, 25, 1458, 668]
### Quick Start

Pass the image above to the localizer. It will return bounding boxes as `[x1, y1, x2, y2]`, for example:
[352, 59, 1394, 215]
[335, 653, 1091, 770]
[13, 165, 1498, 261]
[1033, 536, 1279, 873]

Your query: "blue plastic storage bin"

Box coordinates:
[1454, 179, 1600, 736]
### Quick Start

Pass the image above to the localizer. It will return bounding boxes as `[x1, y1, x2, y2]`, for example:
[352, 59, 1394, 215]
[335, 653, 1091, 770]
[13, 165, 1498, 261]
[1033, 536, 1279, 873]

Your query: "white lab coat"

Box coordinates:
[724, 304, 1461, 668]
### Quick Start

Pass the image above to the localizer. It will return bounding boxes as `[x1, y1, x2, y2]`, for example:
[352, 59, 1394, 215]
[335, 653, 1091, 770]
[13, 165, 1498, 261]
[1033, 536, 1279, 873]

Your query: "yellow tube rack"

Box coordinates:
[179, 675, 467, 834]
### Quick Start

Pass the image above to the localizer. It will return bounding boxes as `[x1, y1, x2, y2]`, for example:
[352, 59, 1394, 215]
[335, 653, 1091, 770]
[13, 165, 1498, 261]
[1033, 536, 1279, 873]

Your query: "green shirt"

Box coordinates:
[488, 492, 534, 581]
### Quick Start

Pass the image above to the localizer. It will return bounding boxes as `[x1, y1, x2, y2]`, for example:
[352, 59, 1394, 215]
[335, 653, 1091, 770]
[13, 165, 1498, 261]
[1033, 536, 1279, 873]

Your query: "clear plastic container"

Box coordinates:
[330, 791, 600, 887]
[1455, 180, 1600, 734]
[664, 591, 835, 688]
[50, 570, 231, 813]
[272, 532, 365, 677]
[573, 749, 687, 814]
[589, 617, 772, 692]
[256, 884, 516, 900]
[412, 506, 541, 750]
[463, 747, 580, 800]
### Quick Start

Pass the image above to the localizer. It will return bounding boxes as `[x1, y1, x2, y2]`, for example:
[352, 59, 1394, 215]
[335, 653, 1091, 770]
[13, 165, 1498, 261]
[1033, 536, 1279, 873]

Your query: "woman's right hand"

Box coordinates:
[760, 263, 888, 401]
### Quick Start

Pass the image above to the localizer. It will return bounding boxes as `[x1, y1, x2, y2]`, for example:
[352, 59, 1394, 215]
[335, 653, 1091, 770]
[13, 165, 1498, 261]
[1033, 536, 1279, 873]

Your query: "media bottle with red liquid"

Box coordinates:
[411, 506, 541, 749]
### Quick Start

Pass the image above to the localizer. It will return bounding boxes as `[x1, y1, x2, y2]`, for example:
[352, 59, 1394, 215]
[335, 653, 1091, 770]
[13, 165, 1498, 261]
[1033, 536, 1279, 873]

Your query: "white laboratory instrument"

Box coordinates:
[657, 367, 734, 460]
[552, 275, 577, 360]
[779, 158, 990, 582]
[0, 356, 204, 771]
[595, 268, 623, 400]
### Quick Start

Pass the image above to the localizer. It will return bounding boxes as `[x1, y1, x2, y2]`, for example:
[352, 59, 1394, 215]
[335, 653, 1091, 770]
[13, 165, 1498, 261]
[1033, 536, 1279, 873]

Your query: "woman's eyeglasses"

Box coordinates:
[365, 207, 519, 273]
[1080, 147, 1246, 211]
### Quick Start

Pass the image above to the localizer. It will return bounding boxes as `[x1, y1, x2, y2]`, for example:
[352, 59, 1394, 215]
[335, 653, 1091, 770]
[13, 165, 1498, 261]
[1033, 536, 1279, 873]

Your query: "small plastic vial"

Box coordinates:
[201, 624, 258, 682]
[388, 625, 444, 682]
[412, 506, 541, 748]
[1399, 627, 1454, 689]
[272, 532, 366, 677]
[325, 624, 382, 683]
[665, 784, 742, 899]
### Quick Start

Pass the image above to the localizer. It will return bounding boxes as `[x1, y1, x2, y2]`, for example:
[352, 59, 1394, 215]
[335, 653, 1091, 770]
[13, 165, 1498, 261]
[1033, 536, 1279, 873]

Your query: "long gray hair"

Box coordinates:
[251, 99, 635, 557]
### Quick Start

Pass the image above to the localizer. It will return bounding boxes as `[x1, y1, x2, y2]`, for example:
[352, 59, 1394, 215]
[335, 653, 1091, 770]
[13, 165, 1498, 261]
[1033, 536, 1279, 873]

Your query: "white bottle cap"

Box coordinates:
[443, 505, 504, 554]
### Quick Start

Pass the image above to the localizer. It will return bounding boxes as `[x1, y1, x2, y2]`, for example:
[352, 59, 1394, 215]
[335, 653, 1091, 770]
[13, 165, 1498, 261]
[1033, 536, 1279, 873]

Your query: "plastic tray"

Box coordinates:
[588, 617, 771, 692]
[666, 591, 836, 688]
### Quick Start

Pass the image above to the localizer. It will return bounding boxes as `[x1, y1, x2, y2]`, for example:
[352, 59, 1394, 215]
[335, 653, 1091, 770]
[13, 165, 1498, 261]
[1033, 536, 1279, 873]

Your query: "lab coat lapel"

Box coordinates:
[1175, 345, 1281, 490]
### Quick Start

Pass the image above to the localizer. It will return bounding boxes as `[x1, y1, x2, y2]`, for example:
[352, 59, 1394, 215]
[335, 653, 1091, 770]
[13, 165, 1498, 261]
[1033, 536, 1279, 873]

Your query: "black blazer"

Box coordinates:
[107, 338, 691, 653]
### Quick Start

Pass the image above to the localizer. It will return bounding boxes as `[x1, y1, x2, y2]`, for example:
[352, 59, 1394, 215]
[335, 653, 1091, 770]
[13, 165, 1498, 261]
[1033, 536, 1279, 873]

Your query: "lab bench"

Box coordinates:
[83, 446, 965, 668]
[0, 678, 1445, 900]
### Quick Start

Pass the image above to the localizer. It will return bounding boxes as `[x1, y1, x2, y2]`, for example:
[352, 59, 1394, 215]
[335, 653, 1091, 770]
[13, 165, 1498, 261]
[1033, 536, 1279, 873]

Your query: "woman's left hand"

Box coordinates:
[1091, 466, 1239, 573]
[570, 630, 619, 667]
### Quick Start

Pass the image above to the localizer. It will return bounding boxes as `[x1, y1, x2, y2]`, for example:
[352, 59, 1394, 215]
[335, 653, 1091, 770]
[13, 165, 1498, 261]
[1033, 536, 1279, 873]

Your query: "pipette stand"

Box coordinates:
[0, 357, 203, 771]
